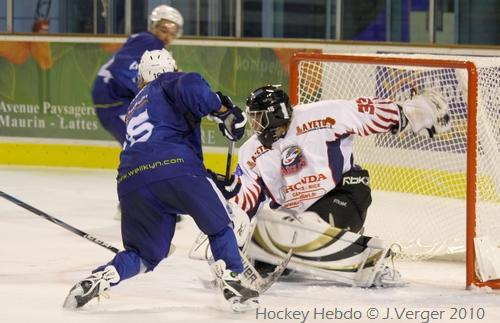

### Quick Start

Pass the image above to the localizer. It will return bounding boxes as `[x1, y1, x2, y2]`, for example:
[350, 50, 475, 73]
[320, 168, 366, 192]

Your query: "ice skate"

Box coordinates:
[63, 265, 120, 309]
[210, 260, 259, 312]
[373, 265, 406, 287]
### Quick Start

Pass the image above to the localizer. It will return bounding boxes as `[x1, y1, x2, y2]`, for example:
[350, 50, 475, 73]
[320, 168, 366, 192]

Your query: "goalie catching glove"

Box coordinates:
[394, 89, 451, 138]
[210, 92, 247, 141]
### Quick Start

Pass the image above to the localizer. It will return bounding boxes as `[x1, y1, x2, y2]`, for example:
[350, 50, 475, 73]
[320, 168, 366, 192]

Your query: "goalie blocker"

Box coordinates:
[306, 167, 371, 233]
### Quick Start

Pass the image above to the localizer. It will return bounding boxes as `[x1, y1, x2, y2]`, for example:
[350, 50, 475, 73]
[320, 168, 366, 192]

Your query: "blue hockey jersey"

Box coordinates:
[92, 32, 165, 107]
[117, 72, 222, 197]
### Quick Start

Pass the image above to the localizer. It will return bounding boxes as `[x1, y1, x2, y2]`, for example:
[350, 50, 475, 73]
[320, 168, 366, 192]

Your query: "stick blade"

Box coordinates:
[255, 249, 293, 293]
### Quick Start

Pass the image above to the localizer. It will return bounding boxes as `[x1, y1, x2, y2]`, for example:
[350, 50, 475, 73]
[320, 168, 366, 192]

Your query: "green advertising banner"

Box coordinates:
[0, 38, 319, 169]
[0, 41, 111, 140]
[0, 40, 315, 147]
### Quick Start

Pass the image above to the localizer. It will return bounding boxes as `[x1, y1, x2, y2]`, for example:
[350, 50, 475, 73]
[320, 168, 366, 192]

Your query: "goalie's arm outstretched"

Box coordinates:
[211, 90, 451, 217]
[317, 91, 450, 140]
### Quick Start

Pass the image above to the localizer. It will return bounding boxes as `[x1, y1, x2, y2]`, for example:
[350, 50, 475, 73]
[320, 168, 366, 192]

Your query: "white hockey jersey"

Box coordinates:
[231, 97, 401, 215]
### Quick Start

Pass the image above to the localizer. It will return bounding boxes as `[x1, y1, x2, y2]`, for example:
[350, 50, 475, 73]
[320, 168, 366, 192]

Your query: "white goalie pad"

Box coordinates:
[249, 207, 392, 288]
[189, 202, 253, 261]
[474, 236, 500, 282]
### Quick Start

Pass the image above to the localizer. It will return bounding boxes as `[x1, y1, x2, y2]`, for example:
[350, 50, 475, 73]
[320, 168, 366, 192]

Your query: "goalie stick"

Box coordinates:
[0, 190, 120, 253]
[241, 249, 292, 293]
[201, 249, 292, 294]
[195, 142, 291, 293]
[190, 213, 292, 293]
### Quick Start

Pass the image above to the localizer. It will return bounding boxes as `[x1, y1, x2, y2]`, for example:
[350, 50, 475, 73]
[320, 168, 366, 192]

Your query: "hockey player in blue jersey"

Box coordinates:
[63, 49, 258, 312]
[92, 5, 183, 145]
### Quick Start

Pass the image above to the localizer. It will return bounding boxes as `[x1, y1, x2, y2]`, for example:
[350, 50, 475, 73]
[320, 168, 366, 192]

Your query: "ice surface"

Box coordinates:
[1, 166, 499, 323]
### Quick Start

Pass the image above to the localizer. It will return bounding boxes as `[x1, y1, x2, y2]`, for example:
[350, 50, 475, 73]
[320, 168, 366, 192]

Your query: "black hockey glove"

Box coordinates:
[210, 92, 247, 141]
[207, 169, 241, 199]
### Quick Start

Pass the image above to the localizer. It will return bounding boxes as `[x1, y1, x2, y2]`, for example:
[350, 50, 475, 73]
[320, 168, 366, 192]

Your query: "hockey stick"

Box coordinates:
[0, 190, 120, 254]
[225, 141, 235, 180]
[189, 220, 291, 293]
[242, 249, 292, 293]
[221, 140, 292, 292]
[199, 247, 292, 294]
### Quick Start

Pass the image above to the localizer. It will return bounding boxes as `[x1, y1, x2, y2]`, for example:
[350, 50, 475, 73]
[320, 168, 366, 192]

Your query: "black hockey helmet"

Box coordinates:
[246, 85, 293, 148]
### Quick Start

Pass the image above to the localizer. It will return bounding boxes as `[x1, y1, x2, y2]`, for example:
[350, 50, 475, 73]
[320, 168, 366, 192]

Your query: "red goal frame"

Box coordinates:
[289, 52, 499, 289]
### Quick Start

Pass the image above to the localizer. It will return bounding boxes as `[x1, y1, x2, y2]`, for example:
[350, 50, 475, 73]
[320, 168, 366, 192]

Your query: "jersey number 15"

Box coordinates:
[124, 110, 153, 148]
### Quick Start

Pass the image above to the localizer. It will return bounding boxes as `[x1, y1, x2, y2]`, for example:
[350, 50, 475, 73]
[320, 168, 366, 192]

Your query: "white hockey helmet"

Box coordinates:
[149, 5, 183, 37]
[138, 49, 177, 84]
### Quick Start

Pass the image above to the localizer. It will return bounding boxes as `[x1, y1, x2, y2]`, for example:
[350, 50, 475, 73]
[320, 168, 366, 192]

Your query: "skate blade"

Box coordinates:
[378, 279, 409, 288]
[229, 297, 259, 313]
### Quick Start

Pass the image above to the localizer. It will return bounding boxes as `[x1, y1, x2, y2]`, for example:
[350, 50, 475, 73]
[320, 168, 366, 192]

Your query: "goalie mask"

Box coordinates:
[138, 49, 177, 84]
[246, 85, 293, 148]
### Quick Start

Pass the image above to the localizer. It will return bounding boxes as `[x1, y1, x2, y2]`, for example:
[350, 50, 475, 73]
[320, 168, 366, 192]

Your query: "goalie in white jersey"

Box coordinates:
[204, 84, 451, 287]
[230, 85, 449, 228]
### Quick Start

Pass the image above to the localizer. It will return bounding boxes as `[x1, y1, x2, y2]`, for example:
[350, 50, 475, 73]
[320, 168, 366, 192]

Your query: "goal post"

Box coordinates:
[289, 52, 500, 289]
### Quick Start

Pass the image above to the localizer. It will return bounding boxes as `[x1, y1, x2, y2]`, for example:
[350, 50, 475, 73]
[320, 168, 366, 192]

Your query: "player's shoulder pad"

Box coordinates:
[176, 72, 208, 88]
[157, 71, 182, 87]
[288, 103, 309, 119]
[178, 72, 204, 81]
[158, 72, 208, 97]
[238, 135, 267, 159]
[126, 31, 149, 43]
[127, 31, 164, 49]
[295, 101, 332, 117]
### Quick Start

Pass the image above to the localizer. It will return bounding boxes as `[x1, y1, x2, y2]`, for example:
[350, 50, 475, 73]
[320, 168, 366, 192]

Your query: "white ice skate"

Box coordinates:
[210, 260, 259, 312]
[373, 265, 407, 287]
[63, 265, 120, 309]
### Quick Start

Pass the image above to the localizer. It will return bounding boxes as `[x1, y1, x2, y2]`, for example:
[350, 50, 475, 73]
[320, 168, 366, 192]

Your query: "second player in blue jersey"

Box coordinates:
[92, 5, 184, 145]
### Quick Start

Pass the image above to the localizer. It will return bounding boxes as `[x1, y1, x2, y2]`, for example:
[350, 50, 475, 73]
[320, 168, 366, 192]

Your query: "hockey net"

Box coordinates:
[290, 52, 500, 288]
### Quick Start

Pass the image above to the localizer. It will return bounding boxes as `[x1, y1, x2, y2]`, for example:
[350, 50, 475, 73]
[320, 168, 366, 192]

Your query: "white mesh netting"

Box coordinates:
[295, 54, 500, 261]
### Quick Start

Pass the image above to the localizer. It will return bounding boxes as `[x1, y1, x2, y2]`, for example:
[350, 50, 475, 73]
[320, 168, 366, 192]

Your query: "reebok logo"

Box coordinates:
[333, 198, 347, 207]
[342, 175, 369, 186]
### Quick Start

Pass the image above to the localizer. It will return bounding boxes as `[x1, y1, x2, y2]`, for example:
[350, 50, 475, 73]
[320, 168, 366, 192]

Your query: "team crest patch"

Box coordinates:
[281, 145, 306, 176]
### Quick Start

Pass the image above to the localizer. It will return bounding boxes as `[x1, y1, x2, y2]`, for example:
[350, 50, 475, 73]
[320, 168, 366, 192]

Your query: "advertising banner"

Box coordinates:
[0, 40, 316, 148]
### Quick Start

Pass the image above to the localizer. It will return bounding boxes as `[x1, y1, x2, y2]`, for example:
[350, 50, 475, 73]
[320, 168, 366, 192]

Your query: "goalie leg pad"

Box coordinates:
[249, 207, 400, 288]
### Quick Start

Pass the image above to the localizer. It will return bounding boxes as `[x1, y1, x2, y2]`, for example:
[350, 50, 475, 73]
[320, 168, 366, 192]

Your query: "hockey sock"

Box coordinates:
[209, 226, 244, 273]
[93, 250, 145, 285]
